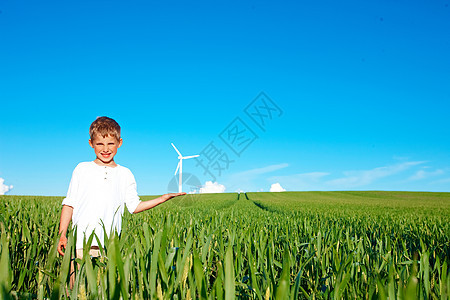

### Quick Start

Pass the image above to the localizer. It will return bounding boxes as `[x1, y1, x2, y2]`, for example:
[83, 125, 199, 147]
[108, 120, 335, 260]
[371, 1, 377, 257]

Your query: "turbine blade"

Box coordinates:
[183, 155, 200, 159]
[171, 143, 182, 156]
[174, 161, 181, 175]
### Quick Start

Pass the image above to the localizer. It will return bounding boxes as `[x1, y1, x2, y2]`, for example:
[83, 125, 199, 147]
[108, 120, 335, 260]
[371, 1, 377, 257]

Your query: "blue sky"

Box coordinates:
[1, 0, 449, 195]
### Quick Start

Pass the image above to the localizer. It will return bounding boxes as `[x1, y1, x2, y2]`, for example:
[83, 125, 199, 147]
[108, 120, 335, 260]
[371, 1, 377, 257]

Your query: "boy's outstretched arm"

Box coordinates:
[133, 192, 186, 213]
[57, 205, 73, 256]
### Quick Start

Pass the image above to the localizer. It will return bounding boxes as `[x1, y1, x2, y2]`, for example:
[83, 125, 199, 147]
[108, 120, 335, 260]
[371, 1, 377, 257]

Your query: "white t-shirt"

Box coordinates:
[62, 161, 141, 249]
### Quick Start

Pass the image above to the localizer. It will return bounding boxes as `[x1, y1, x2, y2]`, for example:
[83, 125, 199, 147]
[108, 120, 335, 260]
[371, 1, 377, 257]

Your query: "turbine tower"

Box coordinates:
[171, 143, 200, 193]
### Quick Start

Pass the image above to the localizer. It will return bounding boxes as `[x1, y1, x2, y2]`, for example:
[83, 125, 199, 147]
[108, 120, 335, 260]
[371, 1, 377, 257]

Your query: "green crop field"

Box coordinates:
[1, 191, 449, 299]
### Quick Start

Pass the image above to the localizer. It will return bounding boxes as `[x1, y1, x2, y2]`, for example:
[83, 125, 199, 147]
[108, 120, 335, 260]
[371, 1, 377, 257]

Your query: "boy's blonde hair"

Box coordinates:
[89, 116, 121, 141]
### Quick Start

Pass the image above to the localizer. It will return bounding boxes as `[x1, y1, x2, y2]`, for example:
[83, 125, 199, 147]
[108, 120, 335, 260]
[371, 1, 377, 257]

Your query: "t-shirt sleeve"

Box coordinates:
[62, 165, 80, 207]
[125, 170, 141, 213]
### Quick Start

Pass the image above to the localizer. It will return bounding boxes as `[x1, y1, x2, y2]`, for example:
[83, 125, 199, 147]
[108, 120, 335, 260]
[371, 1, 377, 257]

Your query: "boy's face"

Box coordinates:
[89, 134, 122, 166]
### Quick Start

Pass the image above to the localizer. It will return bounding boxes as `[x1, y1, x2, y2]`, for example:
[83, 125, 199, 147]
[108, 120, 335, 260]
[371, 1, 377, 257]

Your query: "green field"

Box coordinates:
[1, 191, 449, 299]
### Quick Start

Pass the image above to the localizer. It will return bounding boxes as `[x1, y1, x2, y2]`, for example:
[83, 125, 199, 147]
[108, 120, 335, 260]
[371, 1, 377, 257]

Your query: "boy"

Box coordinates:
[57, 116, 185, 257]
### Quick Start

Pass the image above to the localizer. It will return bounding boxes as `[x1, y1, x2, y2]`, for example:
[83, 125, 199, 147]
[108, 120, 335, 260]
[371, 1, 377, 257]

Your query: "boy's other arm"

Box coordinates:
[133, 192, 186, 213]
[57, 205, 73, 256]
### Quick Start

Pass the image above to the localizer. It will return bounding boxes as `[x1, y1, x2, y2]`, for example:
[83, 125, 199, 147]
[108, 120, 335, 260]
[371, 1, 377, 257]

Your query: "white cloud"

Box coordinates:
[0, 178, 13, 195]
[234, 163, 289, 177]
[393, 155, 412, 161]
[408, 169, 444, 181]
[430, 177, 450, 184]
[268, 161, 429, 191]
[270, 183, 286, 192]
[224, 163, 289, 192]
[269, 172, 330, 191]
[199, 181, 226, 193]
[326, 161, 425, 188]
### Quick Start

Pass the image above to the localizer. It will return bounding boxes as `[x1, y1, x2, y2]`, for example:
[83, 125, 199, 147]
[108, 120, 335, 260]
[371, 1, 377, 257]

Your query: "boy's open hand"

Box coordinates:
[161, 192, 186, 202]
[133, 192, 187, 213]
[57, 236, 67, 256]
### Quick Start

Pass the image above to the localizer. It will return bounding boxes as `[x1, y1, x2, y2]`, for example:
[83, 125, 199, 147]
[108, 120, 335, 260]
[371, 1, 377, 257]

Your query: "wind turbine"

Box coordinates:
[171, 143, 200, 193]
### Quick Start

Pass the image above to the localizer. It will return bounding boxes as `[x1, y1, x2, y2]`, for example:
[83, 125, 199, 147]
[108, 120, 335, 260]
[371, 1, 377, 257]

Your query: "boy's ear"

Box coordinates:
[118, 138, 123, 148]
[89, 139, 94, 148]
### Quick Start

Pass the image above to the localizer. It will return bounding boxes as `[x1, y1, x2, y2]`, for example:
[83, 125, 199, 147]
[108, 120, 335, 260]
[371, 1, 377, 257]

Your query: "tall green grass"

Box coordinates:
[1, 191, 449, 299]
